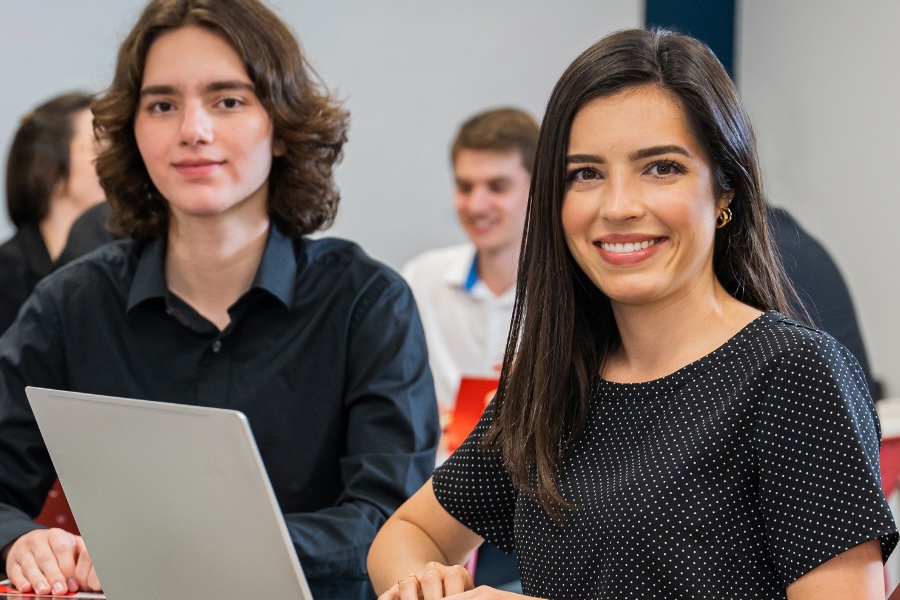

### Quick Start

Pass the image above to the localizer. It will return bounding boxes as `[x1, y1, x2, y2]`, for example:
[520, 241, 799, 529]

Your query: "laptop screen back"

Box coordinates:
[25, 386, 312, 600]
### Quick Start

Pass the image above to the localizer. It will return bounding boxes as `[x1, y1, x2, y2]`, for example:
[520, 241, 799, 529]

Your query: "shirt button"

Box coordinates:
[165, 307, 174, 317]
[211, 340, 223, 353]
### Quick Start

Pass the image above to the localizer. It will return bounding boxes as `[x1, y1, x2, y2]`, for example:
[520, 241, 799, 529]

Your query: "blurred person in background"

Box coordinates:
[401, 107, 539, 591]
[0, 92, 105, 333]
[769, 206, 878, 398]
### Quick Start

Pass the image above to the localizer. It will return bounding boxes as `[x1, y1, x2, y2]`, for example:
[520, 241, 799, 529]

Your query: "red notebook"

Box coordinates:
[0, 584, 103, 598]
[0, 583, 78, 596]
[444, 376, 499, 454]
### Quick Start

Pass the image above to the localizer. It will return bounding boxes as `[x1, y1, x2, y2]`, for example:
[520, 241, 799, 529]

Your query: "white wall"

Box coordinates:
[737, 0, 900, 396]
[0, 0, 642, 267]
[4, 2, 896, 395]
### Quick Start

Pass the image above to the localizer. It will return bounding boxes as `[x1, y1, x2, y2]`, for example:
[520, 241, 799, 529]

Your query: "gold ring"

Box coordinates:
[397, 572, 419, 587]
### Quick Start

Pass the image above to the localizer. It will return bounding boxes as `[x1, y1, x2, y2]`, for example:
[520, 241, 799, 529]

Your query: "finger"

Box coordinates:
[43, 530, 79, 595]
[74, 543, 100, 591]
[397, 574, 422, 600]
[377, 584, 401, 600]
[86, 565, 101, 592]
[419, 566, 446, 600]
[19, 559, 52, 596]
[25, 540, 68, 596]
[442, 566, 469, 596]
[6, 560, 34, 594]
[47, 531, 79, 588]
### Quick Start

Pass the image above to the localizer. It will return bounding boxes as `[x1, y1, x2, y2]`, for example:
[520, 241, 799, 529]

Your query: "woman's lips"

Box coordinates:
[598, 238, 661, 253]
[594, 237, 664, 265]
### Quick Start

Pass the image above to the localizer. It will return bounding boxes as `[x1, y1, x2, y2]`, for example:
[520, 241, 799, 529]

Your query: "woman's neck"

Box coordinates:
[165, 213, 270, 331]
[39, 198, 94, 261]
[603, 279, 762, 384]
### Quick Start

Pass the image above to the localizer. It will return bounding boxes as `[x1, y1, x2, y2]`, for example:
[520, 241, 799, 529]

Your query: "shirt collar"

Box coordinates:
[127, 224, 297, 312]
[443, 247, 517, 302]
[250, 224, 296, 308]
[462, 255, 479, 293]
[127, 237, 167, 311]
[440, 245, 478, 291]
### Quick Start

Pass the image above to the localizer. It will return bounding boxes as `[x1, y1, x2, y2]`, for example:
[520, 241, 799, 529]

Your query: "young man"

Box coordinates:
[402, 107, 538, 428]
[401, 107, 539, 589]
[0, 0, 438, 593]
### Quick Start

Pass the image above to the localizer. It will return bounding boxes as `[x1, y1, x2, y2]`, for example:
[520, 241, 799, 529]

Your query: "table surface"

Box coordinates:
[0, 578, 376, 600]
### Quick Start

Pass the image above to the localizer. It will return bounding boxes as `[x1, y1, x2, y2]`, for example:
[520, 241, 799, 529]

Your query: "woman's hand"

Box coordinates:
[378, 561, 535, 599]
[378, 561, 472, 599]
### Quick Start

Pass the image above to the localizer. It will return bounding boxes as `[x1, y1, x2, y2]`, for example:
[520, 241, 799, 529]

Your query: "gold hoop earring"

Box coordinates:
[715, 207, 732, 229]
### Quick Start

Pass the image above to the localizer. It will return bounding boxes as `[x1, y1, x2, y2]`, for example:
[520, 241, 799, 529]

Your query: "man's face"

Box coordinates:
[453, 149, 531, 257]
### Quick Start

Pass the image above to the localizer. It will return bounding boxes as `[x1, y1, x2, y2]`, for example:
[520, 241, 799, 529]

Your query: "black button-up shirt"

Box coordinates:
[0, 226, 439, 578]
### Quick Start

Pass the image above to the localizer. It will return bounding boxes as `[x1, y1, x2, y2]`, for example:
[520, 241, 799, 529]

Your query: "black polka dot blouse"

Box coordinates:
[433, 311, 898, 599]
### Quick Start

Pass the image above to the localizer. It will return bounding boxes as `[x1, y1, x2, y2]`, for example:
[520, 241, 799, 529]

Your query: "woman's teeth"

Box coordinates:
[600, 238, 659, 253]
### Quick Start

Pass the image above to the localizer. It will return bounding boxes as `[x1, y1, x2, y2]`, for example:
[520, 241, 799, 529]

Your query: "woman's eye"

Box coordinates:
[220, 97, 243, 109]
[568, 167, 600, 182]
[150, 101, 174, 113]
[648, 160, 684, 177]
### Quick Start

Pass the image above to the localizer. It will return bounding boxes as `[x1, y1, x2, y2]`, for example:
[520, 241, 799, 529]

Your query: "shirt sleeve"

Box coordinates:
[432, 402, 518, 552]
[0, 288, 68, 560]
[281, 275, 440, 578]
[753, 330, 898, 586]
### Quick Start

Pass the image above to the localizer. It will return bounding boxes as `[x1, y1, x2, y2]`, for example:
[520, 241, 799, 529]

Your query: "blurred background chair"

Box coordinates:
[33, 478, 79, 535]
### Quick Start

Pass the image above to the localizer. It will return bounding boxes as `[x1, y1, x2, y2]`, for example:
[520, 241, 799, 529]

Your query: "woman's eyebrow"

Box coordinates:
[566, 145, 693, 165]
[566, 154, 604, 164]
[628, 145, 692, 161]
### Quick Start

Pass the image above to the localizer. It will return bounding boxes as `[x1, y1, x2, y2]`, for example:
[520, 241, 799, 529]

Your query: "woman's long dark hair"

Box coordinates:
[483, 28, 801, 520]
[6, 92, 93, 226]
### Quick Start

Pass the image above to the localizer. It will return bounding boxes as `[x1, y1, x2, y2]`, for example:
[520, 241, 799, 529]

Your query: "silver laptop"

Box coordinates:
[25, 386, 313, 600]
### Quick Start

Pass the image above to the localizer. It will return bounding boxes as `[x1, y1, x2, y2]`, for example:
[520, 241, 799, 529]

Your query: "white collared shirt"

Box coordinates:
[402, 244, 515, 418]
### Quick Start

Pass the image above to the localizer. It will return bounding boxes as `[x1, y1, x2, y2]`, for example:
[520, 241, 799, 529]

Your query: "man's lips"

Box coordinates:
[172, 160, 223, 177]
[466, 216, 499, 231]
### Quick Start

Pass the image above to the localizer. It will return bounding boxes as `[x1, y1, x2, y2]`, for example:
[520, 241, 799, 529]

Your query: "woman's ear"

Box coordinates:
[273, 138, 286, 158]
[717, 189, 735, 211]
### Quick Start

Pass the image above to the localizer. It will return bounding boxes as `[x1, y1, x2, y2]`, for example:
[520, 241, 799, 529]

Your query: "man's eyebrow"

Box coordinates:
[138, 81, 255, 98]
[139, 85, 175, 98]
[204, 80, 255, 94]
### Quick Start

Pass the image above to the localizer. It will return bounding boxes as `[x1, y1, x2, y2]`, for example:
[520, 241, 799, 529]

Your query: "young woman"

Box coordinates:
[368, 29, 896, 599]
[0, 92, 105, 333]
[0, 0, 438, 594]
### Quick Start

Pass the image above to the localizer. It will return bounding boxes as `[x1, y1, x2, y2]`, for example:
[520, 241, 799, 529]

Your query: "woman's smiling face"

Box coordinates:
[561, 84, 732, 310]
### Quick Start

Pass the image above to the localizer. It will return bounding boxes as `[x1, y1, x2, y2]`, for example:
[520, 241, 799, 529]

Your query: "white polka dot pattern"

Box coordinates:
[433, 311, 898, 599]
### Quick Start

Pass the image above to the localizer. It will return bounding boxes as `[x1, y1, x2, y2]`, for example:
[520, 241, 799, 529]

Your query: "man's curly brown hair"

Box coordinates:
[92, 0, 349, 240]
